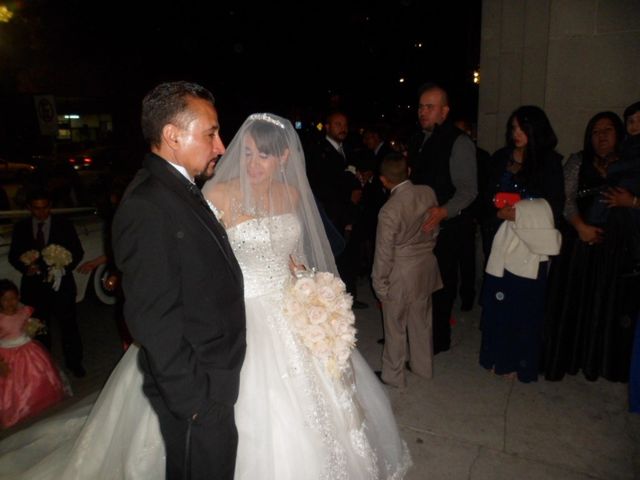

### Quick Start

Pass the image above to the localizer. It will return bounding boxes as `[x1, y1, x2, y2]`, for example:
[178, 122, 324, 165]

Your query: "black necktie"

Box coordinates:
[186, 182, 230, 241]
[36, 222, 45, 249]
[187, 182, 207, 208]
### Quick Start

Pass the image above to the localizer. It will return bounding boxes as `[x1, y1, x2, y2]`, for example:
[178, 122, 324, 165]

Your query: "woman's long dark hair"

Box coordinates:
[505, 105, 558, 184]
[581, 111, 625, 164]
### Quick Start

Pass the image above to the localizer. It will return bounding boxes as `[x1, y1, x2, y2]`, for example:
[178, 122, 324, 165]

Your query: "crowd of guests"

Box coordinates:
[472, 101, 639, 408]
[303, 86, 639, 414]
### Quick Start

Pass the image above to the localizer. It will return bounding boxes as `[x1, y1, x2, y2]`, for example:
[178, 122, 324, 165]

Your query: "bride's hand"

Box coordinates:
[289, 255, 307, 276]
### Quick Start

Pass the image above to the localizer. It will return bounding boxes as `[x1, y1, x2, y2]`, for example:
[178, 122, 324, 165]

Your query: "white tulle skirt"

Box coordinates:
[0, 346, 164, 480]
[0, 292, 411, 479]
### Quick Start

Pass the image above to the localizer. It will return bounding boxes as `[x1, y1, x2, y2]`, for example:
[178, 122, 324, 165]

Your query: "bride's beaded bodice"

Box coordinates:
[226, 213, 300, 298]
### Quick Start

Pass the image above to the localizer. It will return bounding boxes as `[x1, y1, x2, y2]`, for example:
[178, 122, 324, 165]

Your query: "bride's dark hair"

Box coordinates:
[247, 121, 288, 157]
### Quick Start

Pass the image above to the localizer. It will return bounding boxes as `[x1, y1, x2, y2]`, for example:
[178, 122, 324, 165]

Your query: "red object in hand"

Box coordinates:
[493, 192, 521, 208]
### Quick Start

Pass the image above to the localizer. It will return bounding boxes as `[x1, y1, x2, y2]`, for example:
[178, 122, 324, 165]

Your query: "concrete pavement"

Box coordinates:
[355, 281, 640, 480]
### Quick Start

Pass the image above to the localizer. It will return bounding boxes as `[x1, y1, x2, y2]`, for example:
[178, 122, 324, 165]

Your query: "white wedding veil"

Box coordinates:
[202, 113, 338, 276]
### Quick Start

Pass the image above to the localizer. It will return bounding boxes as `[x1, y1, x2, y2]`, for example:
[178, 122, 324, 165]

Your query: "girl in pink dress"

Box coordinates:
[0, 279, 65, 429]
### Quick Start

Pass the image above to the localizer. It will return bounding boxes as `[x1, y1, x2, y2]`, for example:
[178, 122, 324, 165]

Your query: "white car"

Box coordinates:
[0, 208, 116, 305]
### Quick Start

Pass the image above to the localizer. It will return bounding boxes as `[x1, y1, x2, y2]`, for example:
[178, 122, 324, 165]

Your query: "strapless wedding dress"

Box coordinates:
[0, 213, 411, 479]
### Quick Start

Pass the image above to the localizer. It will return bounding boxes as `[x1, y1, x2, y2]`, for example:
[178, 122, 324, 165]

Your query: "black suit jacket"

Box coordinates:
[373, 142, 394, 171]
[9, 214, 84, 300]
[306, 137, 360, 231]
[113, 153, 246, 422]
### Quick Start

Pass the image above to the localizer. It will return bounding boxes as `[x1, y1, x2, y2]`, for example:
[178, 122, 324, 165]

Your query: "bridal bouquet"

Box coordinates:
[282, 270, 357, 378]
[41, 244, 73, 291]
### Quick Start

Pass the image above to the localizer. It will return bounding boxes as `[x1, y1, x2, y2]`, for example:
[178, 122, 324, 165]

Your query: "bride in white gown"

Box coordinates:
[0, 113, 411, 480]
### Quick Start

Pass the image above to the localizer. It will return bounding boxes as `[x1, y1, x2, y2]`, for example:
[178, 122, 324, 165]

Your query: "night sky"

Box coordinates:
[2, 0, 481, 140]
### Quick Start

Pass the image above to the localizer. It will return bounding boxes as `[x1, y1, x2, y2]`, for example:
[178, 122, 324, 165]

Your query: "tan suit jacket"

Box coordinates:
[372, 181, 442, 301]
[371, 180, 443, 386]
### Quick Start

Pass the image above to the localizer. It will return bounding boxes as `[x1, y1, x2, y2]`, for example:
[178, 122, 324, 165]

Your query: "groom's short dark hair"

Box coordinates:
[141, 81, 215, 148]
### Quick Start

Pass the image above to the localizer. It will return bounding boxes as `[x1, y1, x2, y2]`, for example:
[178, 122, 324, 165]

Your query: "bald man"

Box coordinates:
[408, 82, 477, 354]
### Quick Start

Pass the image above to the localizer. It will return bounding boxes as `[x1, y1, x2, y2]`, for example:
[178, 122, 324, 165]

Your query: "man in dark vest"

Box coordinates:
[408, 83, 477, 354]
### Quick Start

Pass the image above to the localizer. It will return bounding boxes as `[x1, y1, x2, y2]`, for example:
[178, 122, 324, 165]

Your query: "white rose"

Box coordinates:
[293, 277, 316, 299]
[317, 285, 337, 305]
[283, 298, 303, 317]
[341, 330, 356, 344]
[312, 338, 332, 359]
[308, 306, 328, 325]
[306, 324, 326, 343]
[330, 318, 349, 335]
[330, 276, 347, 294]
[336, 345, 352, 363]
[336, 295, 353, 312]
[315, 272, 335, 286]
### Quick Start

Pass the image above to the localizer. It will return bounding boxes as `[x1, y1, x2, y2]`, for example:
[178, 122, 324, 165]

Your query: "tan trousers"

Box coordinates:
[381, 297, 434, 387]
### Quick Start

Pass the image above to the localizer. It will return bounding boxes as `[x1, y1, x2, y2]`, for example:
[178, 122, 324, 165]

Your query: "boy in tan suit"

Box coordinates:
[372, 153, 442, 388]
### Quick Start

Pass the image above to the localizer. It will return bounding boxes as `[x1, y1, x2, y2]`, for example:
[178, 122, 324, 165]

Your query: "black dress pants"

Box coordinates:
[153, 397, 238, 480]
[458, 220, 477, 309]
[433, 215, 474, 353]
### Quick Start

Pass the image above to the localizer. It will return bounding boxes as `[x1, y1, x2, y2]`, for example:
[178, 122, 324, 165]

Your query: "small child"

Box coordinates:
[372, 153, 442, 388]
[0, 279, 65, 429]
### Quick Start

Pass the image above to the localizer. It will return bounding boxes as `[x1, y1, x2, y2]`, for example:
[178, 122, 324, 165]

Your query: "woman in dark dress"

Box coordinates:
[479, 106, 564, 383]
[619, 102, 640, 411]
[543, 111, 640, 382]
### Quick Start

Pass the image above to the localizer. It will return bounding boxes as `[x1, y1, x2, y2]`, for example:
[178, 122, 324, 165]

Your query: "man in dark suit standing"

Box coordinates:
[113, 81, 246, 480]
[9, 190, 85, 377]
[362, 123, 394, 172]
[359, 124, 393, 276]
[306, 111, 367, 308]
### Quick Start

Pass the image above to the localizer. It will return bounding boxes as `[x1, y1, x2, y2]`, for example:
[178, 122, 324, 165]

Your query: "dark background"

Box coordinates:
[0, 0, 481, 146]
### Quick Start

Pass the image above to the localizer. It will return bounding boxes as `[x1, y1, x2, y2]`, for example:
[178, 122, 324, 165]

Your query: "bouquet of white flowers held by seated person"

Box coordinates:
[282, 263, 357, 378]
[41, 244, 73, 291]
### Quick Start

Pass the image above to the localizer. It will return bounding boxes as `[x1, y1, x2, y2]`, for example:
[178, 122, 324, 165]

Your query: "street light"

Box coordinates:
[0, 5, 13, 23]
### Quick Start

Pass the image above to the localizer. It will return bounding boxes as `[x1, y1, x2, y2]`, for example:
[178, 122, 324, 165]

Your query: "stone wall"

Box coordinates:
[478, 0, 640, 157]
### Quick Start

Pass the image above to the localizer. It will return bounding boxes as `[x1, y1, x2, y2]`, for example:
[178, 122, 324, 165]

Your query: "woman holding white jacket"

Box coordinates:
[479, 106, 564, 383]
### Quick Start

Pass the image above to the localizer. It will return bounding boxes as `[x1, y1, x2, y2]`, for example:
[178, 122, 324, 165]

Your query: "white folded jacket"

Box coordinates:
[485, 198, 562, 279]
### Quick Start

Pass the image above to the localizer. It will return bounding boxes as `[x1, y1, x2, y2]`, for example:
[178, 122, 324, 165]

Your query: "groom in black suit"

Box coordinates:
[113, 82, 246, 480]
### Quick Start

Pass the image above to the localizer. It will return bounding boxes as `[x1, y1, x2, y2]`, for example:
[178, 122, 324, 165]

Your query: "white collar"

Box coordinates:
[390, 180, 410, 194]
[32, 216, 51, 228]
[167, 161, 195, 184]
[325, 136, 343, 153]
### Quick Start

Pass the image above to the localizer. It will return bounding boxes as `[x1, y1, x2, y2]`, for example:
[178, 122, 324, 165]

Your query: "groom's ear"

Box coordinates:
[162, 124, 181, 151]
